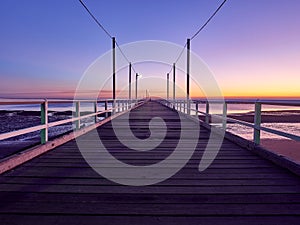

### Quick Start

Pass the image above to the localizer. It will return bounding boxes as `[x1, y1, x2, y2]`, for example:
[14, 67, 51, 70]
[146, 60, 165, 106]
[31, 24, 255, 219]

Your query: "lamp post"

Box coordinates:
[173, 63, 175, 109]
[112, 37, 116, 114]
[187, 38, 190, 114]
[129, 63, 132, 100]
[135, 73, 141, 100]
[167, 73, 169, 100]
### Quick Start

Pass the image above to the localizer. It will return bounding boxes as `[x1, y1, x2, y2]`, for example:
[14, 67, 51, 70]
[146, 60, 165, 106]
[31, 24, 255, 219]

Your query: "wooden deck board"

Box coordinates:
[0, 101, 299, 224]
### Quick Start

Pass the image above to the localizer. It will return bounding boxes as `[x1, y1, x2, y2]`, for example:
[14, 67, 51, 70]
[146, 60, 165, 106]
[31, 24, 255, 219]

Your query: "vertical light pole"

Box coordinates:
[187, 38, 191, 114]
[112, 37, 116, 113]
[128, 62, 132, 100]
[112, 37, 116, 100]
[135, 73, 139, 100]
[173, 63, 175, 109]
[167, 73, 169, 100]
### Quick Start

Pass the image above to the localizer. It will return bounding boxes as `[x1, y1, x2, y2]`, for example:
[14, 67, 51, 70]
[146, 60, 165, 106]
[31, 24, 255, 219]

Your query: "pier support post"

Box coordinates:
[254, 102, 262, 145]
[40, 100, 48, 144]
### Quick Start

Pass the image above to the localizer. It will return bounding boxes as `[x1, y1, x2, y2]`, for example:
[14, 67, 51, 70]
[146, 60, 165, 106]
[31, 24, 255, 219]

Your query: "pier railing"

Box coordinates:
[0, 98, 144, 145]
[161, 99, 300, 145]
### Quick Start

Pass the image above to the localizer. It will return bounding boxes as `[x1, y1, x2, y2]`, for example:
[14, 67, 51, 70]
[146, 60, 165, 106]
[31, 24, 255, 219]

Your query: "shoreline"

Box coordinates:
[261, 139, 300, 164]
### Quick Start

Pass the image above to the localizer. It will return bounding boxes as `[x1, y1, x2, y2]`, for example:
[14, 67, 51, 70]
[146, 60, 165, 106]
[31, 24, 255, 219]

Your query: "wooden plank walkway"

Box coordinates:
[0, 101, 300, 224]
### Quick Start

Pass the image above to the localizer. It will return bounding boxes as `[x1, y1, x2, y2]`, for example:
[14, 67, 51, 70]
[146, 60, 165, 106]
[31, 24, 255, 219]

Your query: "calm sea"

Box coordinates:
[0, 102, 110, 112]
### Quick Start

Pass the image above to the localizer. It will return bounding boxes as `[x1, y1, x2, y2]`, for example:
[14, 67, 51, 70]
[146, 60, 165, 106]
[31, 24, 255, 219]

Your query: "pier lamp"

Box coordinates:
[135, 73, 142, 100]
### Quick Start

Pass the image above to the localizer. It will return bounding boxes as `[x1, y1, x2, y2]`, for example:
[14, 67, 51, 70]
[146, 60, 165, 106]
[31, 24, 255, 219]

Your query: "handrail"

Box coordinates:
[160, 98, 300, 145]
[0, 98, 145, 143]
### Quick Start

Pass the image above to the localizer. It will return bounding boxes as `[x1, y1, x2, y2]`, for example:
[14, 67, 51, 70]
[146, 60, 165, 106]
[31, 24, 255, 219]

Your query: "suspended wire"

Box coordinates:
[79, 0, 138, 74]
[190, 0, 227, 40]
[116, 41, 137, 74]
[175, 42, 188, 64]
[79, 0, 113, 39]
[167, 42, 187, 74]
[167, 0, 227, 74]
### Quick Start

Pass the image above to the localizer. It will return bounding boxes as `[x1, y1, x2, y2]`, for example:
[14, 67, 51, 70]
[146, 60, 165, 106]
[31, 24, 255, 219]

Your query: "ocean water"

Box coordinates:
[0, 102, 109, 112]
[226, 123, 300, 140]
[190, 103, 300, 114]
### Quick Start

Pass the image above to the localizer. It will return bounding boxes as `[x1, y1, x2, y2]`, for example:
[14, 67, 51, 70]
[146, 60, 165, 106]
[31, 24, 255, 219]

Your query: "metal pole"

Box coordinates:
[112, 37, 116, 115]
[129, 62, 132, 100]
[112, 37, 116, 100]
[135, 73, 138, 100]
[173, 63, 175, 109]
[187, 38, 190, 114]
[167, 73, 169, 100]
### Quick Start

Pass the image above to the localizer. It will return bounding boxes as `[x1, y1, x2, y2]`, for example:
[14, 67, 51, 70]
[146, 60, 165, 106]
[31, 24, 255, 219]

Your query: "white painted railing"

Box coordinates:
[161, 99, 300, 145]
[0, 98, 144, 144]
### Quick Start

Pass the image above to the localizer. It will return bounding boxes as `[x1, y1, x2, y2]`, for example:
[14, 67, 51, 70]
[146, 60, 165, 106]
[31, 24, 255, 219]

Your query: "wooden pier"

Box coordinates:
[0, 101, 300, 224]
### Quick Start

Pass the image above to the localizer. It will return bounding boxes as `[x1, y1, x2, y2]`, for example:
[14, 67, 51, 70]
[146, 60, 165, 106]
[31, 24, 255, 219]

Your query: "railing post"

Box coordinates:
[195, 102, 199, 117]
[222, 102, 227, 129]
[94, 101, 98, 124]
[205, 102, 210, 124]
[40, 99, 48, 144]
[112, 99, 116, 115]
[105, 101, 108, 118]
[254, 102, 262, 145]
[75, 101, 80, 130]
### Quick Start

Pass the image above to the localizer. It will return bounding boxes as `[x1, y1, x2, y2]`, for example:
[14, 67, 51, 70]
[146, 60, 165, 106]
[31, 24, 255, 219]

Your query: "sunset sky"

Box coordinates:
[0, 0, 300, 99]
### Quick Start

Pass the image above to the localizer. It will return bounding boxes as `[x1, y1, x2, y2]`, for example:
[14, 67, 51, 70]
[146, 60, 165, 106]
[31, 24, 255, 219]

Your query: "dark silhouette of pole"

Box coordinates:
[173, 63, 175, 108]
[187, 38, 190, 114]
[129, 63, 132, 100]
[167, 73, 169, 100]
[135, 73, 138, 100]
[112, 37, 116, 100]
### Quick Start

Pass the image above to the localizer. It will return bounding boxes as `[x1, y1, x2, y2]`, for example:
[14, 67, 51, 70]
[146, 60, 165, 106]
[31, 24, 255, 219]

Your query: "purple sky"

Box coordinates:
[0, 0, 300, 98]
